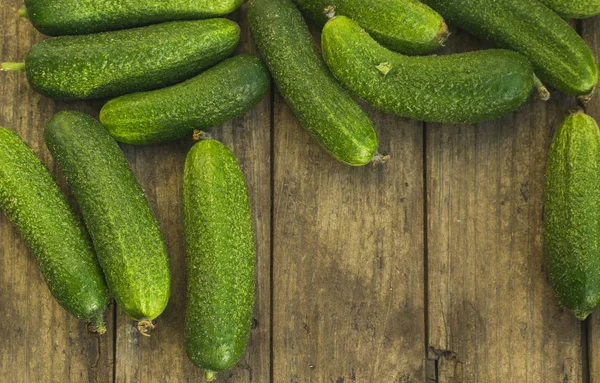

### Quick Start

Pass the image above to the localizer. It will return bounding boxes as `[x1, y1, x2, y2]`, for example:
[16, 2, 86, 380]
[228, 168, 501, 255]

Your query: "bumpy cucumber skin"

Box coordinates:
[44, 111, 171, 322]
[24, 19, 240, 100]
[538, 0, 600, 19]
[544, 112, 600, 320]
[427, 0, 598, 96]
[183, 139, 255, 375]
[248, 0, 378, 167]
[322, 16, 534, 124]
[0, 127, 108, 326]
[293, 0, 447, 54]
[100, 55, 270, 145]
[24, 0, 245, 36]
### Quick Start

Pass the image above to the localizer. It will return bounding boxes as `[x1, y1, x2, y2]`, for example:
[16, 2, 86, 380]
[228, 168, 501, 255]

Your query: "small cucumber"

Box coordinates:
[0, 127, 108, 331]
[248, 0, 379, 167]
[44, 111, 171, 334]
[100, 55, 270, 145]
[322, 16, 536, 124]
[1, 20, 240, 100]
[538, 0, 600, 19]
[293, 0, 448, 54]
[183, 138, 255, 381]
[427, 0, 598, 97]
[21, 0, 245, 36]
[544, 111, 600, 320]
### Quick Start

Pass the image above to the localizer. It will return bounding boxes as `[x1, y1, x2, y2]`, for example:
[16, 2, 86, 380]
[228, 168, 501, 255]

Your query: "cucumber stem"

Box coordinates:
[436, 22, 451, 46]
[324, 5, 336, 19]
[1, 62, 26, 72]
[192, 130, 212, 141]
[205, 370, 217, 381]
[137, 319, 155, 337]
[371, 152, 390, 166]
[533, 75, 550, 101]
[579, 87, 595, 104]
[93, 315, 107, 335]
[18, 6, 28, 19]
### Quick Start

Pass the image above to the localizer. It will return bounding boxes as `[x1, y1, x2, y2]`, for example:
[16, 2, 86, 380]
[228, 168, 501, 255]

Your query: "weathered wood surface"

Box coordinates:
[2, 1, 600, 381]
[426, 27, 583, 383]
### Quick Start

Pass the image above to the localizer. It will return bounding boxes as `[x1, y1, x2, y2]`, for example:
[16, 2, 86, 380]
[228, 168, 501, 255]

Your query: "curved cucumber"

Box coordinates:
[322, 16, 535, 124]
[44, 111, 171, 333]
[0, 127, 108, 331]
[249, 0, 378, 167]
[292, 0, 448, 54]
[2, 20, 240, 100]
[183, 139, 255, 380]
[22, 0, 245, 36]
[427, 0, 598, 97]
[100, 55, 270, 145]
[538, 0, 600, 19]
[544, 111, 600, 320]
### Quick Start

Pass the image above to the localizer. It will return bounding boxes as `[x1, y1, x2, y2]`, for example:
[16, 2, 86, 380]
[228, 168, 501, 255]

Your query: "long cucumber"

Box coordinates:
[44, 111, 171, 334]
[0, 127, 108, 331]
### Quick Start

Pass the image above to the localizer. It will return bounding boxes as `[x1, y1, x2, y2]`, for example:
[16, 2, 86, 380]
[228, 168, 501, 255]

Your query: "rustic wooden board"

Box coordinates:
[0, 2, 114, 382]
[426, 27, 583, 382]
[271, 96, 426, 382]
[112, 6, 272, 383]
[4, 1, 600, 382]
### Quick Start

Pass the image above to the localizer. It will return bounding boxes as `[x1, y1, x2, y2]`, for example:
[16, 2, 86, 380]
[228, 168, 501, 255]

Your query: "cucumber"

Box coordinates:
[544, 110, 600, 320]
[321, 16, 536, 124]
[248, 0, 379, 167]
[0, 127, 108, 331]
[1, 20, 240, 100]
[21, 0, 245, 36]
[44, 111, 171, 334]
[183, 138, 255, 381]
[100, 55, 270, 145]
[426, 0, 598, 97]
[292, 0, 448, 54]
[538, 0, 600, 19]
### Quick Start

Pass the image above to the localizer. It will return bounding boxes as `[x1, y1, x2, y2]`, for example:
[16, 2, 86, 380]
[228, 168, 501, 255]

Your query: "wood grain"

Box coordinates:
[112, 6, 272, 383]
[271, 89, 426, 382]
[0, 2, 114, 382]
[426, 27, 583, 382]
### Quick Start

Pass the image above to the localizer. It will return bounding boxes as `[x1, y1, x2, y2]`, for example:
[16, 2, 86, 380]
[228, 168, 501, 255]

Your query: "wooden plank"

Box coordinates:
[113, 5, 272, 382]
[0, 2, 114, 382]
[426, 27, 582, 382]
[581, 16, 600, 383]
[271, 86, 426, 381]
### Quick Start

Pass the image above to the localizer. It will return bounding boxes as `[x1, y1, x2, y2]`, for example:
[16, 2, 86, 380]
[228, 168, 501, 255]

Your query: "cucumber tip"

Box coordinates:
[324, 5, 336, 19]
[371, 153, 390, 166]
[579, 88, 595, 104]
[205, 370, 217, 381]
[137, 320, 155, 337]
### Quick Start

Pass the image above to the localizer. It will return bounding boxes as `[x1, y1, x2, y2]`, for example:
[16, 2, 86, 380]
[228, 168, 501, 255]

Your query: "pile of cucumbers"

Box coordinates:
[2, 0, 600, 378]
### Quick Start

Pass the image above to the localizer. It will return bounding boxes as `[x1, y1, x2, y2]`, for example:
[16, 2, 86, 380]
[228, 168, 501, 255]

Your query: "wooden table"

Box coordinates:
[1, 2, 599, 382]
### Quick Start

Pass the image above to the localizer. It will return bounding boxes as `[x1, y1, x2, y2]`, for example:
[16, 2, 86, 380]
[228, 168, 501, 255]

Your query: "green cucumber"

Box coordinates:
[544, 110, 600, 320]
[292, 0, 448, 54]
[248, 0, 379, 167]
[538, 0, 600, 19]
[100, 55, 270, 145]
[183, 138, 255, 381]
[426, 0, 598, 97]
[44, 111, 171, 334]
[21, 0, 245, 36]
[0, 127, 108, 331]
[1, 20, 240, 100]
[321, 16, 536, 124]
